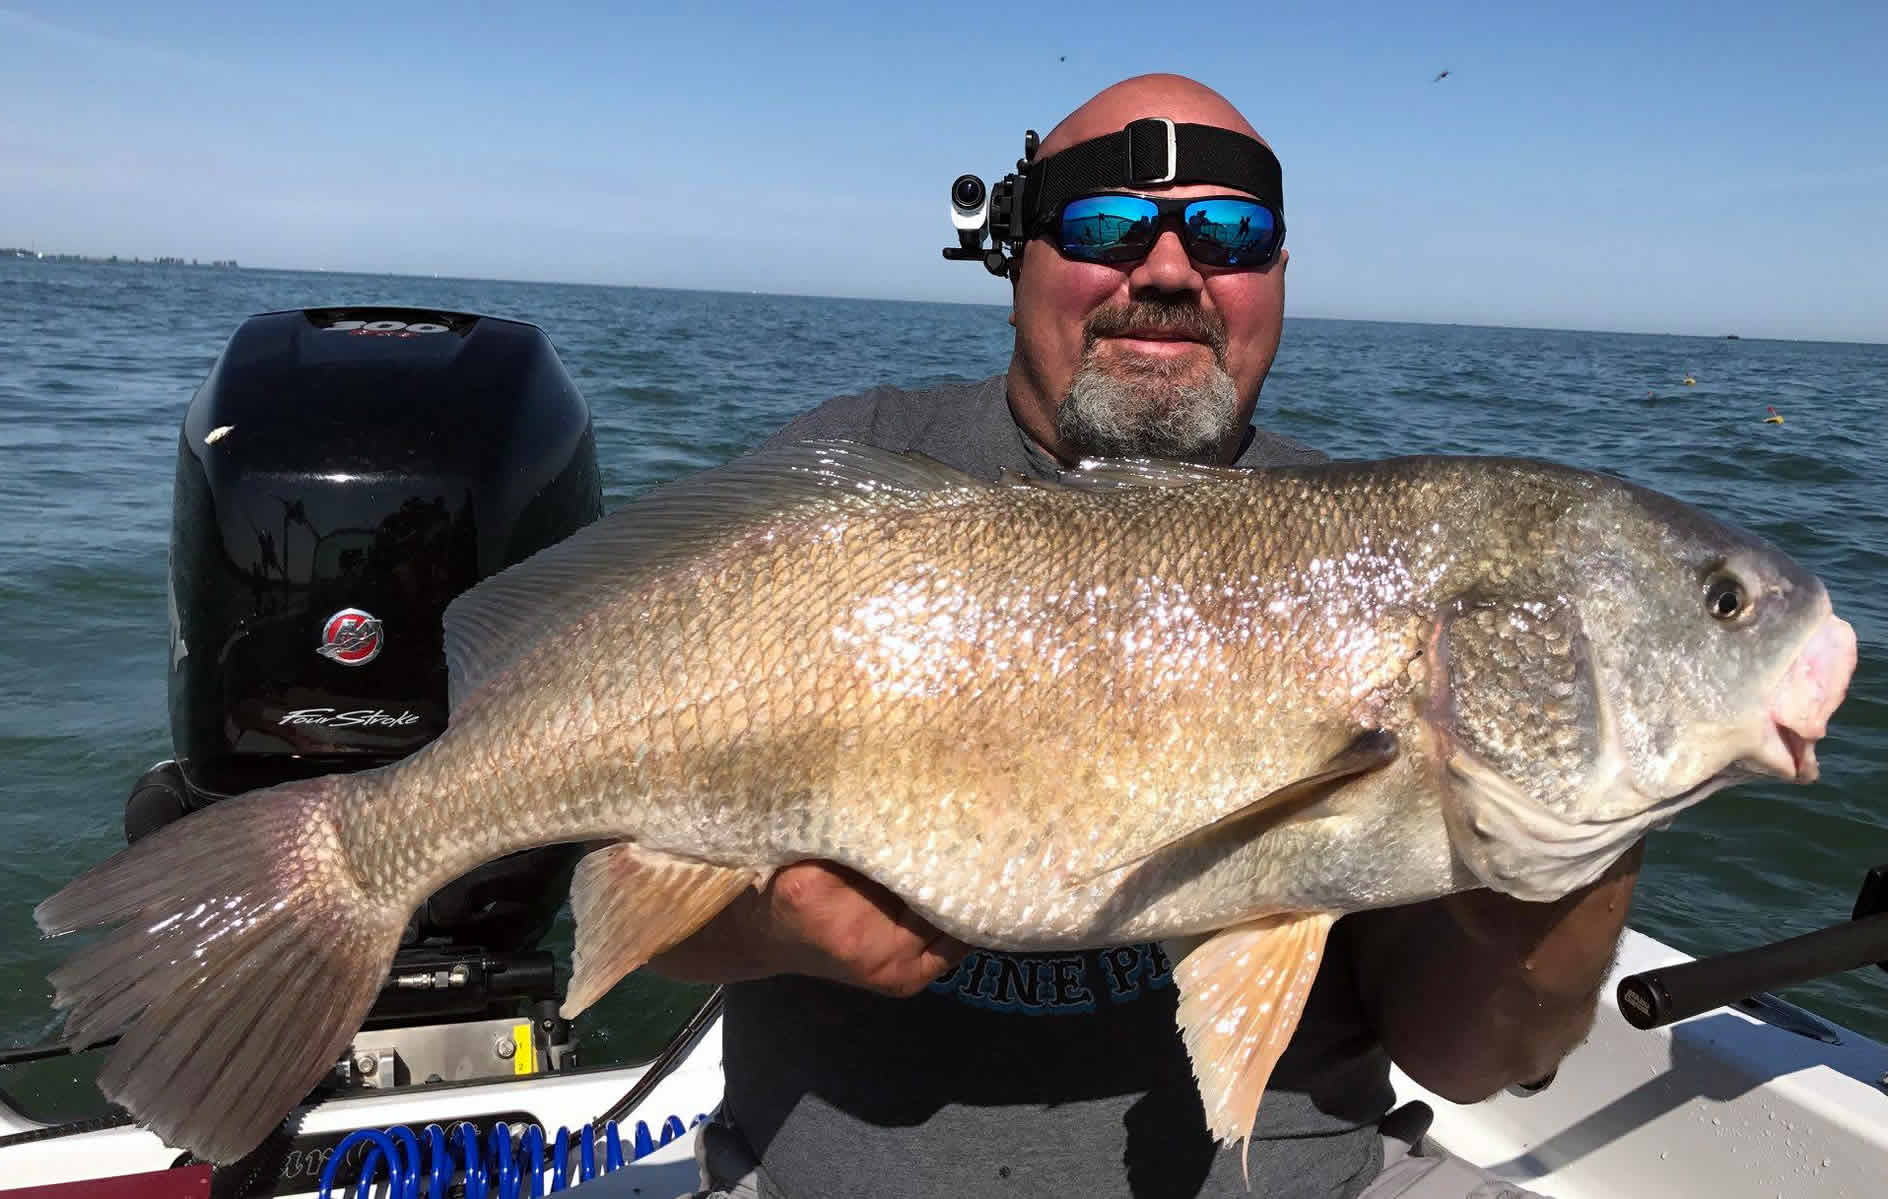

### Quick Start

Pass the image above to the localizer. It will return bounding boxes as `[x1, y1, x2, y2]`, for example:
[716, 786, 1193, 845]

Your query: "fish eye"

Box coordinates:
[1704, 572, 1751, 623]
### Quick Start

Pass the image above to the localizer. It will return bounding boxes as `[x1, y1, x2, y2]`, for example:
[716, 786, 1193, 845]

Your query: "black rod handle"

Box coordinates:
[1617, 912, 1888, 1030]
[0, 1033, 119, 1067]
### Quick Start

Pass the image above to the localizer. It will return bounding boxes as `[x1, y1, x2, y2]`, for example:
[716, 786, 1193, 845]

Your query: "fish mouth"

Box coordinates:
[1645, 713, 1826, 823]
[1735, 719, 1818, 784]
[1682, 608, 1856, 795]
[1653, 724, 1809, 817]
[1759, 721, 1816, 781]
[1751, 608, 1856, 783]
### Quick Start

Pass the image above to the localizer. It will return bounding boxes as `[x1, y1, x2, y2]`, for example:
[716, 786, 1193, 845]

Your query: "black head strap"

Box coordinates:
[1020, 118, 1284, 236]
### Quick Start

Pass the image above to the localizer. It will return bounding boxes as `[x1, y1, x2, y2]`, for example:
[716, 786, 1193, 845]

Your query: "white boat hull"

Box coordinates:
[3, 928, 1884, 1196]
[1394, 928, 1888, 1199]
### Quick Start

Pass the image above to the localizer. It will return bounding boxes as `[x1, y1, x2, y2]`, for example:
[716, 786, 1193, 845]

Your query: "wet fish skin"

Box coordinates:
[35, 443, 1854, 1164]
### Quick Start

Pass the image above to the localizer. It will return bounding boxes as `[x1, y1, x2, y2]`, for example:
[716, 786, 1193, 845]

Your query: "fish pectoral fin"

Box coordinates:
[1068, 730, 1397, 887]
[1172, 912, 1338, 1184]
[563, 842, 762, 1019]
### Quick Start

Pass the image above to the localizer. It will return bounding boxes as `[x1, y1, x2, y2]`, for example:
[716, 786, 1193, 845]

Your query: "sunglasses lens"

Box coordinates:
[1181, 199, 1280, 266]
[1058, 195, 1161, 262]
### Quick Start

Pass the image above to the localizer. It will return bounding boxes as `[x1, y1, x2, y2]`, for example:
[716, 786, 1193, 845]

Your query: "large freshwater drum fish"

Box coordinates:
[38, 442, 1856, 1165]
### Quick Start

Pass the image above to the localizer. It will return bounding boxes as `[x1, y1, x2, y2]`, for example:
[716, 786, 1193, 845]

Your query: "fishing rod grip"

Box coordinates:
[1616, 911, 1888, 1031]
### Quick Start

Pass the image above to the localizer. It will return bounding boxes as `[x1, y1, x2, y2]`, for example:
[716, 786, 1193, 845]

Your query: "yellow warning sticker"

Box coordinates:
[511, 1023, 536, 1076]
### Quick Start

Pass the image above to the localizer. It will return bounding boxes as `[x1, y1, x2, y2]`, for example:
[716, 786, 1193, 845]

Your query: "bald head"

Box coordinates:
[1037, 74, 1267, 159]
[1003, 73, 1288, 468]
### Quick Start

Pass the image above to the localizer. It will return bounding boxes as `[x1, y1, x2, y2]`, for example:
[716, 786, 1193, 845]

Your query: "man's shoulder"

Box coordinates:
[756, 374, 1327, 477]
[1235, 427, 1328, 468]
[759, 375, 1007, 456]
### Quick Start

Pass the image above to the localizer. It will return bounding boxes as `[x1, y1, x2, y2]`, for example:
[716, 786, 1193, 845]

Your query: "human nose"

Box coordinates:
[1127, 227, 1204, 298]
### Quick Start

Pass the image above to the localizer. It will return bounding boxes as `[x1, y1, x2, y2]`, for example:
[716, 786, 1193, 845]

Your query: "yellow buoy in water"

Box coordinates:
[1764, 406, 1784, 425]
[1683, 375, 1697, 386]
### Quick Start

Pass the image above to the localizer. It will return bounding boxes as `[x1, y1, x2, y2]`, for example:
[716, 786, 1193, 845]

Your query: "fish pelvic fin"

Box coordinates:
[1169, 912, 1338, 1186]
[1068, 730, 1398, 888]
[563, 842, 763, 1019]
[35, 776, 404, 1164]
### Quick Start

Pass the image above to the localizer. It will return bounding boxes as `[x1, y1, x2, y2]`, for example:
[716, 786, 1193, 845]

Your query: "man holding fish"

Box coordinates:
[647, 75, 1730, 1198]
[37, 73, 1856, 1199]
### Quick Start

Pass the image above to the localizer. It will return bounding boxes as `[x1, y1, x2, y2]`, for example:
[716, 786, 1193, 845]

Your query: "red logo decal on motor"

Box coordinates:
[318, 608, 384, 666]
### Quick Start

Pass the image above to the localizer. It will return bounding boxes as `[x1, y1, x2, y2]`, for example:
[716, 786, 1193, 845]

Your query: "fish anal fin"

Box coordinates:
[563, 842, 761, 1019]
[1172, 912, 1338, 1182]
[1071, 730, 1397, 886]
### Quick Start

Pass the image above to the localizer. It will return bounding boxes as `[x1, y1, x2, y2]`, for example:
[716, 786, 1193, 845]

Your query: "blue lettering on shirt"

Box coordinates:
[929, 944, 1173, 1015]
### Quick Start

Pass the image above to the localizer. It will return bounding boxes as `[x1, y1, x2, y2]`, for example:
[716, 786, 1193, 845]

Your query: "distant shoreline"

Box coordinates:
[2, 249, 240, 268]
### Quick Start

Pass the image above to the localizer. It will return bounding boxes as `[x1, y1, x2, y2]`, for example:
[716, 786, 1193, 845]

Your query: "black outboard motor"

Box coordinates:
[126, 306, 602, 1028]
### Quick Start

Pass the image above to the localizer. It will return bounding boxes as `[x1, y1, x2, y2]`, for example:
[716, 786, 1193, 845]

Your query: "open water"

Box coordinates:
[2, 260, 1884, 1120]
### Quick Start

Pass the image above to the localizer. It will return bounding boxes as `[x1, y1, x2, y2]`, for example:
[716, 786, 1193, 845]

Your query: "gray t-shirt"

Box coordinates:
[725, 375, 1392, 1198]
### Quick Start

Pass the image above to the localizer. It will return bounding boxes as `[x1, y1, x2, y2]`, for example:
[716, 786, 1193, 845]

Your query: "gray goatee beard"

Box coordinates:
[1054, 304, 1242, 463]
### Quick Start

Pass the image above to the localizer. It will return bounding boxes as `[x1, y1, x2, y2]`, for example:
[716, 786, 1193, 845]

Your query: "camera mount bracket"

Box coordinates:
[942, 121, 1282, 279]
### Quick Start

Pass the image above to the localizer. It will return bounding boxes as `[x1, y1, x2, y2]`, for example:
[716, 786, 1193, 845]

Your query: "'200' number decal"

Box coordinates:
[325, 319, 450, 334]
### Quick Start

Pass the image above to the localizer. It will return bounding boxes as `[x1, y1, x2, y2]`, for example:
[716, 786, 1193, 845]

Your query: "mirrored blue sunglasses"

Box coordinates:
[1046, 193, 1284, 268]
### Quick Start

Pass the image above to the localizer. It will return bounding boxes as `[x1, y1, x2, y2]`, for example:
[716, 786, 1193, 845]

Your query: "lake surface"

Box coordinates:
[2, 260, 1883, 1117]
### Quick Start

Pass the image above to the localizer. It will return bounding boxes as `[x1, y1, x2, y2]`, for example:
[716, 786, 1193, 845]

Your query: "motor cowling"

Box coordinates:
[141, 306, 603, 955]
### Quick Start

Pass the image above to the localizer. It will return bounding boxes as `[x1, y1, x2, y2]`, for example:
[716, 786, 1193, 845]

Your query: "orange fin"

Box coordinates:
[562, 842, 760, 1019]
[1071, 730, 1396, 886]
[1171, 912, 1339, 1183]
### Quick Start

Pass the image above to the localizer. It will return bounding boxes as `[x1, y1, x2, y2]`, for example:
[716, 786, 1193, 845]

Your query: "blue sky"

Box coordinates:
[3, 2, 1884, 342]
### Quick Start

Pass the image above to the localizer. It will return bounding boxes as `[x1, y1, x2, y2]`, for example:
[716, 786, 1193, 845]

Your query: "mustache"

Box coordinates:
[1082, 302, 1229, 356]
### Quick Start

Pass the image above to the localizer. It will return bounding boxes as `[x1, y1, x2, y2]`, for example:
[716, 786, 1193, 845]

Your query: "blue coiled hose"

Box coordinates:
[316, 1112, 706, 1198]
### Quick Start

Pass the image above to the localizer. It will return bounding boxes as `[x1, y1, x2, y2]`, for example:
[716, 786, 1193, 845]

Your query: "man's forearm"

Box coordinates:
[645, 861, 969, 996]
[1351, 842, 1644, 1102]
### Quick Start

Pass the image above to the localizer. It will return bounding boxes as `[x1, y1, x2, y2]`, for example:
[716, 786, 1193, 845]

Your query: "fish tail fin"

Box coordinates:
[36, 776, 404, 1163]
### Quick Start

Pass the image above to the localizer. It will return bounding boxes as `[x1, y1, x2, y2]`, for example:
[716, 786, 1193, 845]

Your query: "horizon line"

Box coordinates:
[6, 255, 1882, 349]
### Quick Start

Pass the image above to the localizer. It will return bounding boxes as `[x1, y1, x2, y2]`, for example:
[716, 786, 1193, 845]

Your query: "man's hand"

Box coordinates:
[647, 860, 971, 997]
[1349, 841, 1645, 1102]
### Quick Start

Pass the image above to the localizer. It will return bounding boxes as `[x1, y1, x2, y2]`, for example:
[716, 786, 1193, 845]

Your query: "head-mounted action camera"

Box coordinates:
[943, 117, 1285, 277]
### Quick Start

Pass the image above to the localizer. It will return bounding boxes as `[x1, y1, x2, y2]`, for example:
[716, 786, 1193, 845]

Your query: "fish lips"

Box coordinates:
[1749, 721, 1818, 784]
[1655, 607, 1856, 804]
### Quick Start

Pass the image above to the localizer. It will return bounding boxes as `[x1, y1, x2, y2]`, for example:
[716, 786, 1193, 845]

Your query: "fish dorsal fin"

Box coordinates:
[1071, 730, 1398, 887]
[1170, 912, 1339, 1181]
[562, 841, 764, 1019]
[443, 440, 981, 709]
[1061, 457, 1253, 491]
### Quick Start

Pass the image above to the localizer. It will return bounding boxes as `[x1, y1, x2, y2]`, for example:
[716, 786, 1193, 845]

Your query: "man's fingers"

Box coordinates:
[915, 930, 972, 979]
[894, 900, 970, 968]
[765, 860, 971, 996]
[643, 859, 974, 991]
[859, 905, 970, 996]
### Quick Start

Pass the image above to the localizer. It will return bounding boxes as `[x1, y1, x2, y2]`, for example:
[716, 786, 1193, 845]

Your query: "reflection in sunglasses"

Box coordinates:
[1055, 194, 1280, 266]
[1066, 213, 1144, 247]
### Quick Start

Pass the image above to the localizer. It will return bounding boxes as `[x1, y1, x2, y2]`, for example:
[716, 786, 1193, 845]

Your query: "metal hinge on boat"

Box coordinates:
[1732, 991, 1842, 1045]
